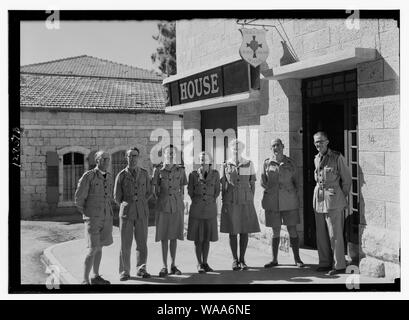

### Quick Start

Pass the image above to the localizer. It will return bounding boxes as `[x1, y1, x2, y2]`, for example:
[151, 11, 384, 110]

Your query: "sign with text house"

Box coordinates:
[166, 60, 260, 107]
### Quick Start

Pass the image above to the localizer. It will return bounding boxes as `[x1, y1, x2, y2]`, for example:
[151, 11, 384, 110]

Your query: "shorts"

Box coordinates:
[265, 209, 300, 228]
[84, 215, 113, 248]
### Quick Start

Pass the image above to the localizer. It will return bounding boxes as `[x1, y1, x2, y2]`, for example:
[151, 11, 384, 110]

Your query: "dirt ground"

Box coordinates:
[20, 214, 86, 284]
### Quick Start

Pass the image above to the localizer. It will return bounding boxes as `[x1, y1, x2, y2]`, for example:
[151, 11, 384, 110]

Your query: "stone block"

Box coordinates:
[379, 19, 398, 33]
[385, 201, 400, 231]
[358, 80, 399, 100]
[360, 174, 399, 203]
[360, 225, 400, 263]
[383, 99, 400, 129]
[359, 152, 384, 175]
[358, 59, 384, 84]
[359, 257, 385, 278]
[384, 261, 400, 281]
[385, 152, 400, 176]
[358, 104, 383, 129]
[359, 129, 399, 152]
[379, 28, 400, 58]
[360, 199, 385, 227]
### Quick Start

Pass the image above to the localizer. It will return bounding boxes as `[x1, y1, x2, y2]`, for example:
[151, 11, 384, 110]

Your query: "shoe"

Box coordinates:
[159, 267, 168, 277]
[232, 260, 241, 271]
[119, 274, 130, 281]
[197, 264, 205, 273]
[170, 266, 182, 275]
[90, 275, 110, 285]
[326, 268, 346, 276]
[240, 261, 249, 271]
[295, 260, 305, 268]
[264, 261, 279, 268]
[316, 266, 333, 272]
[81, 280, 90, 285]
[136, 268, 151, 278]
[202, 263, 214, 272]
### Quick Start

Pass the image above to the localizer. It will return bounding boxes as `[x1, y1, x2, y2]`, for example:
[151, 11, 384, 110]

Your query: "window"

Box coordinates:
[63, 152, 85, 201]
[57, 146, 90, 206]
[111, 150, 127, 179]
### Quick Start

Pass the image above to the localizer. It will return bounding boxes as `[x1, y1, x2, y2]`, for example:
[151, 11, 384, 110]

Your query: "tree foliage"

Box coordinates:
[151, 21, 176, 76]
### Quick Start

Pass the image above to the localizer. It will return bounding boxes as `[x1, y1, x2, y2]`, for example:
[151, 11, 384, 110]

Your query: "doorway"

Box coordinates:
[302, 69, 359, 249]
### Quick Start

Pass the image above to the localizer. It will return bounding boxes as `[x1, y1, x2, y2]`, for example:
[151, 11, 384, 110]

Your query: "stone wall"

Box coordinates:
[20, 110, 181, 218]
[176, 18, 400, 278]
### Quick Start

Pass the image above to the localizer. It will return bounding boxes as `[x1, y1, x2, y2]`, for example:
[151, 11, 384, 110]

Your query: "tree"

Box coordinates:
[151, 21, 176, 76]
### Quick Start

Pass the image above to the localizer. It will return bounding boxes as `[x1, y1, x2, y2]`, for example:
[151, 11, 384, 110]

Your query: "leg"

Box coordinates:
[239, 233, 249, 263]
[169, 239, 177, 267]
[287, 225, 304, 267]
[229, 234, 238, 261]
[92, 247, 102, 277]
[194, 241, 203, 265]
[202, 241, 210, 264]
[161, 240, 168, 269]
[326, 209, 346, 270]
[119, 218, 133, 276]
[272, 226, 281, 264]
[134, 217, 148, 270]
[314, 211, 333, 268]
[83, 247, 98, 283]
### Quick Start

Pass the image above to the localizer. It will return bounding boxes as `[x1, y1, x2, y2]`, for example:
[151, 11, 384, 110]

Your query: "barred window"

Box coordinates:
[63, 152, 85, 201]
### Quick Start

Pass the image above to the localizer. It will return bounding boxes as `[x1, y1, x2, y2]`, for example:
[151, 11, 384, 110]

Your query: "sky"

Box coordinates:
[20, 20, 161, 72]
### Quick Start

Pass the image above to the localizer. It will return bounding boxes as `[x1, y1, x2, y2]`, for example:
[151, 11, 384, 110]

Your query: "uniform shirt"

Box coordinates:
[221, 159, 256, 204]
[74, 167, 114, 219]
[152, 163, 188, 214]
[313, 148, 352, 213]
[114, 166, 152, 220]
[261, 155, 299, 211]
[188, 167, 221, 219]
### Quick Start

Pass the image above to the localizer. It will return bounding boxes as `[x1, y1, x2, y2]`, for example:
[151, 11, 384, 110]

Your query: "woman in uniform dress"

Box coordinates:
[187, 151, 220, 273]
[220, 139, 260, 271]
[152, 144, 188, 277]
[261, 138, 305, 268]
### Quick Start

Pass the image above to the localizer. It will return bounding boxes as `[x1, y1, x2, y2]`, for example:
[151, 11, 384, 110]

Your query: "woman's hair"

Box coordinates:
[198, 150, 213, 163]
[228, 138, 245, 150]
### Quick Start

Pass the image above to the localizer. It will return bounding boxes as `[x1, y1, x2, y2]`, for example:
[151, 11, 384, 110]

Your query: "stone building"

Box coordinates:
[20, 55, 180, 219]
[163, 18, 400, 280]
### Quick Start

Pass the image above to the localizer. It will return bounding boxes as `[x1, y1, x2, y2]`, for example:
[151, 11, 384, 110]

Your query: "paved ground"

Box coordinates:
[41, 224, 392, 285]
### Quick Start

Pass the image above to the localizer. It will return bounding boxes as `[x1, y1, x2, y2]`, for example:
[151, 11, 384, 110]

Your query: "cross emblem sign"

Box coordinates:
[246, 36, 262, 58]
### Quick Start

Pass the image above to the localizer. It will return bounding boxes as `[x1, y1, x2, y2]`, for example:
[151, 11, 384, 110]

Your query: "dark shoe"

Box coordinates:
[202, 263, 214, 272]
[316, 266, 333, 272]
[240, 261, 249, 271]
[264, 261, 279, 268]
[197, 264, 205, 273]
[136, 268, 151, 278]
[232, 260, 241, 271]
[326, 268, 346, 276]
[170, 266, 182, 275]
[159, 268, 168, 277]
[90, 275, 110, 285]
[119, 274, 130, 281]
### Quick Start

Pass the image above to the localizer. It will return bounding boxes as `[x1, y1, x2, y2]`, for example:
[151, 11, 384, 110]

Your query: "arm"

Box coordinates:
[249, 161, 256, 194]
[291, 161, 299, 193]
[187, 172, 194, 199]
[180, 168, 188, 196]
[260, 161, 268, 189]
[214, 170, 221, 199]
[338, 155, 352, 197]
[74, 172, 90, 215]
[151, 167, 160, 199]
[113, 172, 123, 205]
[145, 173, 153, 200]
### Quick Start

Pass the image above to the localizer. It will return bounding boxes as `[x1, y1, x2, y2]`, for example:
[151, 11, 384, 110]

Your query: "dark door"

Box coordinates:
[302, 70, 358, 248]
[201, 106, 237, 213]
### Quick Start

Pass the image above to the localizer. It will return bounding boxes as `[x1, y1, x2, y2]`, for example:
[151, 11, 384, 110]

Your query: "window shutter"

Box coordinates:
[46, 151, 59, 204]
[88, 150, 97, 169]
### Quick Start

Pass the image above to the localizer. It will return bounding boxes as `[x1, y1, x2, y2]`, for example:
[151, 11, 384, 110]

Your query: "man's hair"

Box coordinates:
[126, 147, 140, 157]
[198, 150, 213, 163]
[94, 150, 107, 161]
[163, 144, 177, 152]
[271, 138, 284, 146]
[228, 138, 245, 149]
[313, 131, 328, 140]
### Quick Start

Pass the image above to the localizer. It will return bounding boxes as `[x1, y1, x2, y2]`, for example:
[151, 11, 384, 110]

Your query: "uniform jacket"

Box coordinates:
[261, 155, 299, 212]
[313, 149, 352, 213]
[114, 166, 152, 220]
[152, 163, 187, 214]
[221, 159, 256, 204]
[188, 167, 221, 219]
[74, 167, 114, 219]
